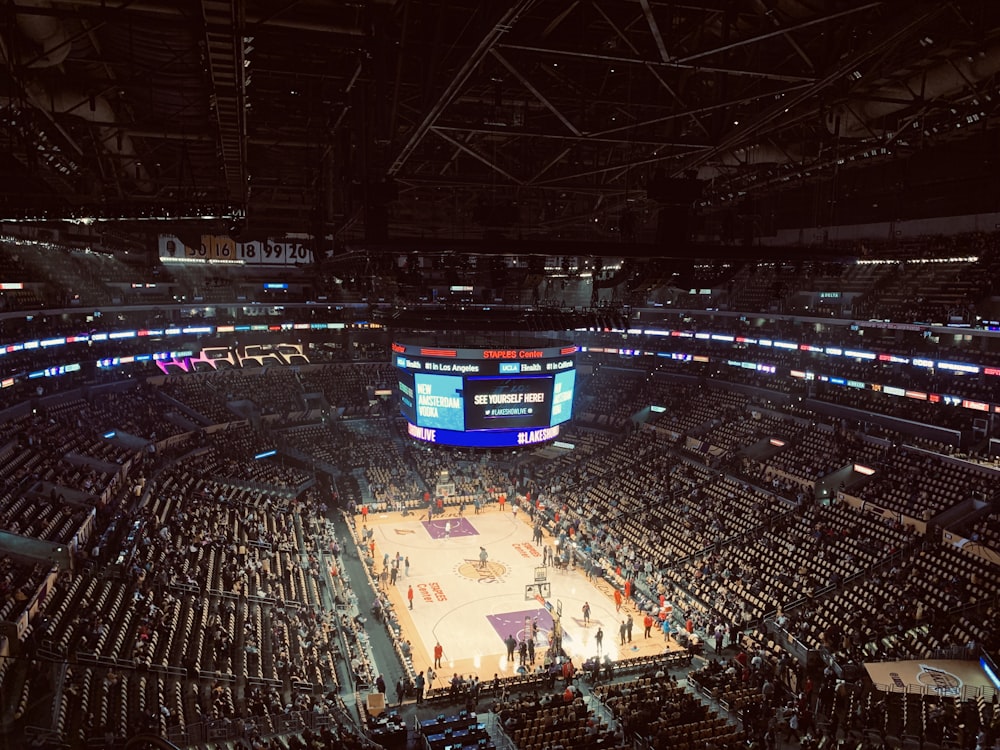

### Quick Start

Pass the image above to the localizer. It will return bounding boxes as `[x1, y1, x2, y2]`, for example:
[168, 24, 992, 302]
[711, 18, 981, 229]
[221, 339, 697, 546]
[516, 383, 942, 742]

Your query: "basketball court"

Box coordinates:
[864, 659, 1000, 700]
[358, 505, 679, 691]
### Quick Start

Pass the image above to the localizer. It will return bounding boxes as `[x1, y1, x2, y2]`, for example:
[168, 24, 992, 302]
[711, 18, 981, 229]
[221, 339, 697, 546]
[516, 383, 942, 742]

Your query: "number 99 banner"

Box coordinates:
[158, 234, 313, 266]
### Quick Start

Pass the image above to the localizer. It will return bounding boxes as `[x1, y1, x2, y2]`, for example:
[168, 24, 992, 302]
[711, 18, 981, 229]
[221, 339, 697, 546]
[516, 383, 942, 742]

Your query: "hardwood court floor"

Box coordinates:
[359, 504, 685, 692]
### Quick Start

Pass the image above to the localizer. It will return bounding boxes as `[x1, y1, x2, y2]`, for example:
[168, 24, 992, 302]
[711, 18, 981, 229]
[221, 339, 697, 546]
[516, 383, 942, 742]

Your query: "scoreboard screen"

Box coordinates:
[394, 340, 576, 447]
[413, 373, 466, 431]
[465, 375, 551, 430]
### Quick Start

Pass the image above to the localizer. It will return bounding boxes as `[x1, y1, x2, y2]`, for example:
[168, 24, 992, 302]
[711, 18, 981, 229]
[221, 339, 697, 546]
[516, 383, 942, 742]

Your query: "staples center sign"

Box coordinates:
[392, 342, 576, 363]
[483, 349, 544, 359]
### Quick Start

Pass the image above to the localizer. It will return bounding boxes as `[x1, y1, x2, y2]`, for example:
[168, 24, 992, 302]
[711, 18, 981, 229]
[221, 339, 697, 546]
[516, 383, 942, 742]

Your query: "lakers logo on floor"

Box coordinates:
[916, 664, 963, 697]
[455, 559, 509, 583]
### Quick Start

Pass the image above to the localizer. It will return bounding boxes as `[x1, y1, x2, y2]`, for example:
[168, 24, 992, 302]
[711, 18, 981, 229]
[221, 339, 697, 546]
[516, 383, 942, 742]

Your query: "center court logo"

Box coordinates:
[915, 664, 963, 697]
[454, 559, 508, 584]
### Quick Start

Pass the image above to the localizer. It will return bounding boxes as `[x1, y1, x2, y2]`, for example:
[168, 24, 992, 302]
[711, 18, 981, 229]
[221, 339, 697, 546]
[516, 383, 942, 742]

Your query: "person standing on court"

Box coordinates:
[505, 634, 517, 661]
[626, 613, 634, 643]
[620, 619, 627, 645]
[407, 585, 414, 609]
[582, 602, 591, 626]
[643, 612, 653, 639]
[414, 671, 425, 703]
[614, 588, 623, 612]
[595, 627, 604, 655]
[434, 641, 443, 669]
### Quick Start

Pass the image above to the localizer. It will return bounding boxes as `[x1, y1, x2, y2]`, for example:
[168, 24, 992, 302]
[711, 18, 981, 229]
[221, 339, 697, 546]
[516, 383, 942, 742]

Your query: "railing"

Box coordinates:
[583, 692, 620, 735]
[167, 581, 284, 608]
[161, 695, 378, 748]
[163, 707, 338, 747]
[763, 618, 812, 664]
[74, 649, 157, 675]
[870, 681, 998, 701]
[23, 726, 66, 748]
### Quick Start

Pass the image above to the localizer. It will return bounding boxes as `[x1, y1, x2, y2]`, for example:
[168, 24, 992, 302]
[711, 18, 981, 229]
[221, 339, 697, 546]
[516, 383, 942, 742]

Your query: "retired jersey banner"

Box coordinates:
[864, 659, 997, 699]
[158, 234, 313, 266]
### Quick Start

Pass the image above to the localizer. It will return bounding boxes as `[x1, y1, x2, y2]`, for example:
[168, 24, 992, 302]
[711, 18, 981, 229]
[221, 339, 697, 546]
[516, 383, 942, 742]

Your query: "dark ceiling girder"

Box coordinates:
[530, 146, 573, 184]
[531, 148, 710, 186]
[3, 0, 997, 242]
[201, 0, 247, 204]
[387, 0, 539, 176]
[344, 236, 855, 261]
[541, 1, 579, 39]
[675, 4, 952, 178]
[399, 175, 623, 197]
[498, 43, 818, 83]
[590, 1, 712, 139]
[489, 49, 582, 136]
[638, 0, 671, 63]
[112, 127, 333, 148]
[751, 0, 816, 72]
[14, 3, 111, 69]
[673, 2, 884, 65]
[431, 124, 705, 149]
[48, 0, 365, 35]
[589, 82, 814, 138]
[394, 174, 627, 195]
[429, 128, 524, 185]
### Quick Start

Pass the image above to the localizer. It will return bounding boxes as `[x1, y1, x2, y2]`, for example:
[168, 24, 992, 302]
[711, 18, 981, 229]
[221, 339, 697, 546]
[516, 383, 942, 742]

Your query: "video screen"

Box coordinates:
[550, 369, 576, 425]
[465, 375, 553, 430]
[394, 341, 576, 448]
[413, 373, 466, 432]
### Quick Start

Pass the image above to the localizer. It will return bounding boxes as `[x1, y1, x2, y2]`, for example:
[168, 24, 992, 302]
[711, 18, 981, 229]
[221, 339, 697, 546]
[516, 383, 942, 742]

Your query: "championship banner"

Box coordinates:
[864, 659, 998, 699]
[158, 234, 313, 266]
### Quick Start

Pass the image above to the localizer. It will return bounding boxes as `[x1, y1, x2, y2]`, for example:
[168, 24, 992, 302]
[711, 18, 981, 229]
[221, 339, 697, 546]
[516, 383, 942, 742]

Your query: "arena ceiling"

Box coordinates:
[2, 0, 1000, 252]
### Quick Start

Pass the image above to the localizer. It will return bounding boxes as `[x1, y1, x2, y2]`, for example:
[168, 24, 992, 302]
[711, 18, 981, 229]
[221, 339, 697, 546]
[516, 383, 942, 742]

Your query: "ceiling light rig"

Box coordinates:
[0, 204, 246, 225]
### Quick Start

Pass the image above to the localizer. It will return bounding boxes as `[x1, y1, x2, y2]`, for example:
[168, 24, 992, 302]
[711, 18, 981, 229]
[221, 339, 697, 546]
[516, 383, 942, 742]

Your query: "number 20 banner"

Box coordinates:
[158, 234, 313, 266]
